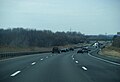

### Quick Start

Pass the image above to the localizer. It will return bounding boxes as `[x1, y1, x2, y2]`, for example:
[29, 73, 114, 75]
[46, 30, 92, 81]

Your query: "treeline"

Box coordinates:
[86, 35, 113, 41]
[112, 34, 120, 48]
[0, 28, 86, 47]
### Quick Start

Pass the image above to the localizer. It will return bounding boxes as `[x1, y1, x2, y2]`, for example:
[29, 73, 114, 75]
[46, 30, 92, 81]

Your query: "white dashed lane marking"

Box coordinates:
[75, 61, 79, 64]
[46, 56, 48, 58]
[72, 58, 74, 60]
[82, 66, 87, 71]
[72, 55, 73, 58]
[40, 58, 43, 61]
[10, 71, 21, 77]
[31, 62, 36, 65]
[72, 54, 75, 60]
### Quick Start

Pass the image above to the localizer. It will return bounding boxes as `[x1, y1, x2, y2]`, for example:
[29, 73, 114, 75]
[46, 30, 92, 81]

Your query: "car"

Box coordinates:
[52, 47, 61, 53]
[61, 49, 66, 52]
[82, 49, 88, 53]
[77, 49, 84, 53]
[61, 48, 69, 52]
[66, 48, 69, 52]
[82, 47, 89, 53]
[69, 47, 74, 51]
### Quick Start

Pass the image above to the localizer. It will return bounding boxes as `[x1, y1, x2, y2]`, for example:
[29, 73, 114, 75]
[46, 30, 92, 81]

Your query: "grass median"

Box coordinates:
[99, 46, 120, 59]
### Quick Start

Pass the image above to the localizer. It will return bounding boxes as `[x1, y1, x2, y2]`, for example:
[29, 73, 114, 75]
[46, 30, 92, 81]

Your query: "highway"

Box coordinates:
[0, 48, 120, 82]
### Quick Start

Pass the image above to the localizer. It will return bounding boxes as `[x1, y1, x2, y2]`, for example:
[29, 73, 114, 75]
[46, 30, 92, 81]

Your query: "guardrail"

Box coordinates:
[0, 51, 51, 60]
[89, 47, 120, 64]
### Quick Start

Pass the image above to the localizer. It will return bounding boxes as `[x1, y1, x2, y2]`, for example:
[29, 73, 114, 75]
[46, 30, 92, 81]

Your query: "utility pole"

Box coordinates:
[70, 27, 71, 33]
[105, 32, 107, 42]
[105, 32, 107, 36]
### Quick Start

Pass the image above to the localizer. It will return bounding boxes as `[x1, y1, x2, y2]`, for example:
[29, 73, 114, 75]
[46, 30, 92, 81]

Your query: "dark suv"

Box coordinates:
[52, 47, 61, 53]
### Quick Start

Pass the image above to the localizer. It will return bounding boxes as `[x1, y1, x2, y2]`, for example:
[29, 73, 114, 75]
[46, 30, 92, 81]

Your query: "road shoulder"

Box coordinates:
[89, 48, 120, 64]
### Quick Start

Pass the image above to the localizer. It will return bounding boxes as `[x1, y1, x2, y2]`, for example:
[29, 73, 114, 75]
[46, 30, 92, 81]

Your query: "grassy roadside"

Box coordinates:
[0, 44, 79, 53]
[0, 43, 89, 53]
[99, 46, 120, 59]
[0, 46, 52, 53]
[0, 43, 90, 60]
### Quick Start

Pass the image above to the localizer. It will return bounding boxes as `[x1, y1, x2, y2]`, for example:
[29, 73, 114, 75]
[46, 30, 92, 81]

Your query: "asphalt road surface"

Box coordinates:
[0, 49, 120, 82]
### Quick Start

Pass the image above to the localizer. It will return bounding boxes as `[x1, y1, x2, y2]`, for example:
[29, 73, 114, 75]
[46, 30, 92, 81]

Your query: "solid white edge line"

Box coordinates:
[88, 53, 120, 66]
[10, 71, 21, 77]
[31, 62, 36, 65]
[82, 66, 87, 71]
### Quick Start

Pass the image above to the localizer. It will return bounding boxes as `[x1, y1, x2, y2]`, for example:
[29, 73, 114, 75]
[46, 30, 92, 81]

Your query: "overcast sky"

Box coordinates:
[0, 0, 120, 35]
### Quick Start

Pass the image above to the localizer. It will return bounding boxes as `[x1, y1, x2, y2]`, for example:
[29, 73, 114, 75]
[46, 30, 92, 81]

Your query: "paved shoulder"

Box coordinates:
[74, 52, 120, 82]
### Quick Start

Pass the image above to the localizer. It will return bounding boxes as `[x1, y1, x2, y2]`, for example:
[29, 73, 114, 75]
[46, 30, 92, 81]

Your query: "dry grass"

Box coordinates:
[99, 46, 120, 59]
[0, 43, 90, 53]
[0, 44, 77, 53]
[0, 46, 52, 53]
